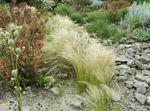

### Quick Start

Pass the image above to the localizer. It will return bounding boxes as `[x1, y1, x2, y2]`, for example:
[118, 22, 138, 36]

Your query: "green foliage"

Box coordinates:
[54, 3, 73, 15]
[36, 76, 55, 89]
[70, 12, 84, 24]
[107, 8, 128, 23]
[86, 21, 117, 39]
[86, 85, 112, 111]
[110, 31, 127, 43]
[72, 0, 91, 11]
[130, 0, 150, 4]
[54, 3, 85, 24]
[86, 11, 108, 23]
[132, 27, 150, 41]
[86, 11, 119, 39]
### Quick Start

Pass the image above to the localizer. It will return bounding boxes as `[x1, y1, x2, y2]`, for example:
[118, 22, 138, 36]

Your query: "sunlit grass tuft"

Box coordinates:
[43, 15, 116, 92]
[86, 85, 112, 111]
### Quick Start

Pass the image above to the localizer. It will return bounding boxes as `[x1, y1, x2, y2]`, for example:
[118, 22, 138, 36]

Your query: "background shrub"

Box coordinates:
[85, 11, 119, 39]
[107, 8, 128, 23]
[54, 3, 73, 15]
[106, 0, 130, 10]
[121, 2, 150, 30]
[70, 12, 84, 24]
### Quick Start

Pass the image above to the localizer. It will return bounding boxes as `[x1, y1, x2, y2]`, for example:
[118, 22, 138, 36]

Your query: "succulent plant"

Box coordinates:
[132, 27, 150, 41]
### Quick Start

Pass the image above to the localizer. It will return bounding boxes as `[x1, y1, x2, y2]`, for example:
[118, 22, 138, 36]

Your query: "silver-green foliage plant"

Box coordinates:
[90, 0, 103, 9]
[132, 27, 150, 41]
[121, 2, 150, 30]
[37, 0, 55, 11]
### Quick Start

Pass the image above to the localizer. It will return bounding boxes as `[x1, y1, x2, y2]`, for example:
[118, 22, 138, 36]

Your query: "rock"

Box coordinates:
[119, 70, 128, 76]
[126, 68, 136, 75]
[116, 56, 128, 64]
[135, 55, 140, 60]
[50, 87, 62, 96]
[146, 96, 150, 105]
[134, 60, 146, 70]
[135, 74, 150, 85]
[145, 92, 150, 97]
[126, 48, 135, 56]
[119, 65, 130, 69]
[118, 75, 128, 81]
[70, 100, 83, 110]
[144, 78, 150, 85]
[127, 59, 135, 67]
[133, 81, 147, 94]
[111, 90, 121, 102]
[147, 54, 150, 59]
[138, 56, 150, 64]
[133, 81, 149, 88]
[142, 43, 150, 49]
[136, 85, 146, 94]
[125, 81, 134, 89]
[125, 44, 132, 48]
[135, 93, 146, 104]
[135, 74, 146, 82]
[142, 70, 150, 76]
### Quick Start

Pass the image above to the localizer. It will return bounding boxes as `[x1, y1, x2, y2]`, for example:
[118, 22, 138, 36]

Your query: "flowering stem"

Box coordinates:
[10, 48, 15, 69]
[15, 55, 22, 111]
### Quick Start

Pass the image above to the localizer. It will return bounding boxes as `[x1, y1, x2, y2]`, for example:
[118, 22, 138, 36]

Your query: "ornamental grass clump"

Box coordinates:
[43, 17, 116, 110]
[43, 15, 116, 91]
[86, 85, 111, 111]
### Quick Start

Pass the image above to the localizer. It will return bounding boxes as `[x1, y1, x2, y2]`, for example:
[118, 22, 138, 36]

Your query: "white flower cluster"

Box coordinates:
[121, 2, 150, 30]
[0, 24, 22, 46]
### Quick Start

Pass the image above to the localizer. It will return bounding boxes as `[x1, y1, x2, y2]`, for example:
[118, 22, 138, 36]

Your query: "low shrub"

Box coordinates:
[86, 11, 108, 23]
[0, 3, 46, 84]
[86, 20, 117, 39]
[121, 2, 150, 30]
[106, 0, 130, 10]
[132, 27, 150, 41]
[70, 12, 84, 24]
[54, 3, 73, 15]
[85, 11, 118, 39]
[107, 8, 128, 23]
[71, 0, 91, 11]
